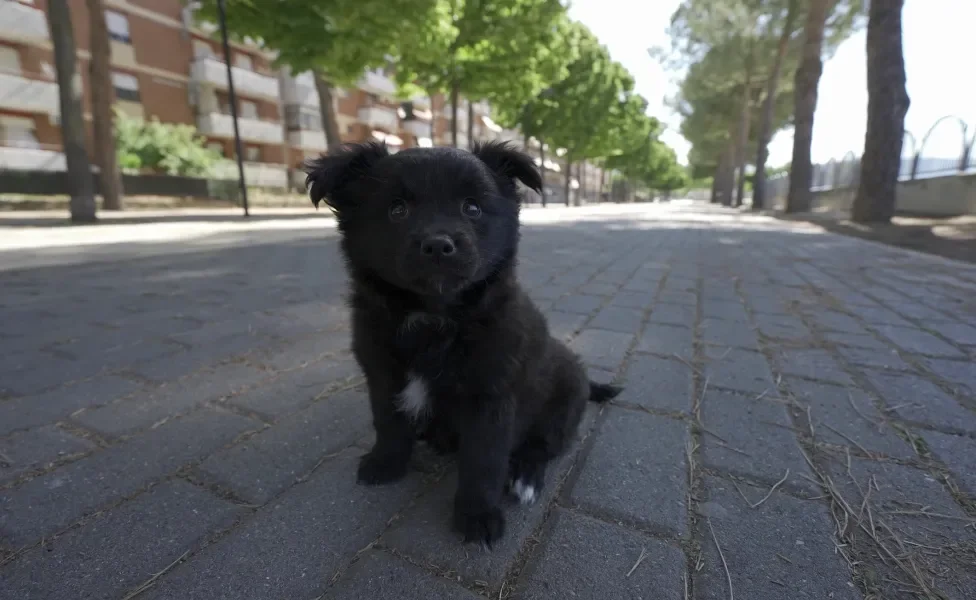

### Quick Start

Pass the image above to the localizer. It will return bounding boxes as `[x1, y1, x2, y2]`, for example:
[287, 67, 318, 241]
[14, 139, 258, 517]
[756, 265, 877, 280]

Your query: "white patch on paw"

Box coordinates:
[397, 373, 429, 421]
[513, 479, 537, 505]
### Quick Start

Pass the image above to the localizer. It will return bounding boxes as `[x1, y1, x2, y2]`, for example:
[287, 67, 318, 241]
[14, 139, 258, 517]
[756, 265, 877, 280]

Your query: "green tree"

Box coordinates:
[198, 0, 447, 149]
[394, 0, 568, 147]
[115, 113, 220, 177]
[851, 0, 909, 223]
[87, 0, 123, 210]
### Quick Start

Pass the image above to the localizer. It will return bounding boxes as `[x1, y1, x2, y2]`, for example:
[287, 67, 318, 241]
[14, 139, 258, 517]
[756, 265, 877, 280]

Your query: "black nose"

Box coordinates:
[420, 234, 456, 257]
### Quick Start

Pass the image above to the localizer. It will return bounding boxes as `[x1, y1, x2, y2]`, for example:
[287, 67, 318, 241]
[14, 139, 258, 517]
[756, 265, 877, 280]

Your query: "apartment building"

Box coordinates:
[0, 0, 579, 194]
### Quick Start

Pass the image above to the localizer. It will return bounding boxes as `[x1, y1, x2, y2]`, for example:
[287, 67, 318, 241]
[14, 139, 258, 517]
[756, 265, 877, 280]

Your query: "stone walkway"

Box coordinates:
[1, 201, 974, 600]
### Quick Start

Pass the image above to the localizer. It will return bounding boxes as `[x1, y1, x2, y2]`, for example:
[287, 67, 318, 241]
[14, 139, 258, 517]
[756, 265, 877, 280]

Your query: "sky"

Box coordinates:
[568, 0, 975, 168]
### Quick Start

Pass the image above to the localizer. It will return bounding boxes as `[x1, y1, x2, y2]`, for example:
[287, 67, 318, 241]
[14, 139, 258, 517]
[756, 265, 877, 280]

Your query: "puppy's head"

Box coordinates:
[304, 141, 541, 298]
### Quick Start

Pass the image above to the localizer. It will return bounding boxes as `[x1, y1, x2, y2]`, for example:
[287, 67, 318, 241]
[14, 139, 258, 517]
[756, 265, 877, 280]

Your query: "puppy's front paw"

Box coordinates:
[357, 451, 409, 485]
[453, 504, 505, 546]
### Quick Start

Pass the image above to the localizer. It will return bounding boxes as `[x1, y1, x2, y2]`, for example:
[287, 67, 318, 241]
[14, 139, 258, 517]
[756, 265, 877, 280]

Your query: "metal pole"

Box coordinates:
[216, 0, 249, 217]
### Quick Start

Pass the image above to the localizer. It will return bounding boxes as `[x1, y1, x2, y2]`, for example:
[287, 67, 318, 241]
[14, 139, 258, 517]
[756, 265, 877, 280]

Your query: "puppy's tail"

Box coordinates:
[588, 381, 623, 404]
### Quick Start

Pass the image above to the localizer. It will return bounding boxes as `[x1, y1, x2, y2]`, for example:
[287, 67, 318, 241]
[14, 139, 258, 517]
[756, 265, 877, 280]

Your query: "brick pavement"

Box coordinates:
[1, 201, 975, 599]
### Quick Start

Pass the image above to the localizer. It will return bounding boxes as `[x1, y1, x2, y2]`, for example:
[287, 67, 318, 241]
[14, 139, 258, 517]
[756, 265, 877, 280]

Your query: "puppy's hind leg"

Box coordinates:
[507, 435, 555, 505]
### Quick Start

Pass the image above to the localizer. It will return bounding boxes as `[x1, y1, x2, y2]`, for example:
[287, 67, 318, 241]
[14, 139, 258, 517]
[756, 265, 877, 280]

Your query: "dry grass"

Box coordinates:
[707, 517, 734, 600]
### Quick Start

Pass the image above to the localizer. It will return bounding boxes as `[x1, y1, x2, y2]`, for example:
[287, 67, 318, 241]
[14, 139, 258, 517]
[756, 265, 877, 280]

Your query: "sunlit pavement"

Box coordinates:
[2, 200, 975, 599]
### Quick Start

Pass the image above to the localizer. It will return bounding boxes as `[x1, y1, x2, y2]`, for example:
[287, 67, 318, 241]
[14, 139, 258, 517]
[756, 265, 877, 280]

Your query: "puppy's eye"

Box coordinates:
[461, 199, 482, 219]
[389, 200, 409, 222]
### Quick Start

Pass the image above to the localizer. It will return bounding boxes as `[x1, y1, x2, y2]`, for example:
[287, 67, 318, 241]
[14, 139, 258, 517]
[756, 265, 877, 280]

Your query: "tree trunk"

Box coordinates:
[466, 100, 474, 149]
[450, 81, 460, 148]
[716, 140, 737, 205]
[47, 0, 95, 223]
[563, 158, 572, 207]
[539, 141, 547, 206]
[787, 0, 830, 213]
[599, 168, 605, 202]
[86, 0, 122, 210]
[710, 162, 721, 203]
[754, 0, 799, 211]
[312, 70, 341, 149]
[732, 48, 755, 208]
[852, 0, 909, 223]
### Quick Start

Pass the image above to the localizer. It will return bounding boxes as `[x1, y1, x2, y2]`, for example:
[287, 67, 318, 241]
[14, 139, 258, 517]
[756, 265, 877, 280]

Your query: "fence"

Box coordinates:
[764, 115, 976, 202]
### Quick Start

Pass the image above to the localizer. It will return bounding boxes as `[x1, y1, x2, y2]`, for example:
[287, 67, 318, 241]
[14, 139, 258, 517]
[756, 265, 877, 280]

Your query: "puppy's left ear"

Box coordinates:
[303, 142, 389, 210]
[472, 141, 543, 195]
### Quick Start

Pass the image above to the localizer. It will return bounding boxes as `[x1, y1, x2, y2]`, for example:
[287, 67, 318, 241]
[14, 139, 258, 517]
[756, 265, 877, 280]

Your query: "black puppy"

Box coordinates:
[304, 141, 621, 545]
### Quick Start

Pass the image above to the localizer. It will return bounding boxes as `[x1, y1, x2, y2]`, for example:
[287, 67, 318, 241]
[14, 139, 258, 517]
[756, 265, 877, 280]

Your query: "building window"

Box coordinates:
[245, 146, 260, 162]
[234, 53, 253, 71]
[207, 141, 224, 157]
[0, 115, 40, 149]
[240, 100, 257, 119]
[193, 39, 214, 60]
[105, 11, 131, 44]
[298, 109, 321, 131]
[0, 45, 22, 76]
[112, 72, 140, 102]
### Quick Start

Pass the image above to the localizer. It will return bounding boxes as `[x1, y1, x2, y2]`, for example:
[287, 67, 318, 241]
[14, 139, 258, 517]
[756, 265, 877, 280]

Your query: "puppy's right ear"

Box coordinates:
[303, 142, 388, 210]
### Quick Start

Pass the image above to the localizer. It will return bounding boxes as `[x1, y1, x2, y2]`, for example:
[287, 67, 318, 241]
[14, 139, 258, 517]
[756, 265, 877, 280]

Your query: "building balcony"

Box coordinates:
[211, 160, 289, 189]
[191, 57, 279, 100]
[196, 112, 284, 145]
[281, 71, 319, 108]
[357, 105, 398, 131]
[288, 129, 327, 152]
[401, 119, 431, 139]
[0, 70, 59, 115]
[358, 69, 396, 96]
[472, 100, 490, 116]
[0, 145, 66, 171]
[0, 1, 49, 44]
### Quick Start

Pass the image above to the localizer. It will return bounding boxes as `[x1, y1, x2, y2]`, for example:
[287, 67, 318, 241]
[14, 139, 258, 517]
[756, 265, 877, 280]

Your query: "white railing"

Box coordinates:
[0, 71, 59, 115]
[191, 57, 279, 100]
[281, 71, 319, 107]
[0, 146, 66, 171]
[402, 120, 431, 138]
[211, 161, 289, 188]
[357, 106, 398, 131]
[288, 129, 327, 151]
[358, 70, 396, 96]
[196, 112, 284, 144]
[0, 1, 49, 43]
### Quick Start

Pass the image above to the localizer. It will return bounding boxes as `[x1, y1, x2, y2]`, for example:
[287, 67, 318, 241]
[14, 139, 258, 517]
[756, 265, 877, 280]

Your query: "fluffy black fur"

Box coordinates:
[304, 141, 622, 546]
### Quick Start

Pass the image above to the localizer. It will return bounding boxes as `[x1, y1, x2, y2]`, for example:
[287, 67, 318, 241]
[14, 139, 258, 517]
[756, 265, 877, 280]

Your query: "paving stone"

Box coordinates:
[919, 357, 976, 397]
[657, 290, 697, 306]
[0, 480, 243, 600]
[608, 290, 654, 310]
[926, 320, 976, 346]
[551, 294, 603, 316]
[695, 476, 860, 600]
[0, 355, 116, 398]
[701, 298, 749, 322]
[753, 313, 812, 341]
[773, 348, 853, 385]
[787, 379, 913, 458]
[0, 375, 144, 436]
[545, 310, 588, 343]
[637, 323, 693, 359]
[197, 389, 370, 504]
[808, 309, 866, 333]
[73, 362, 268, 437]
[825, 458, 976, 600]
[569, 408, 688, 536]
[382, 406, 597, 589]
[702, 347, 774, 394]
[700, 318, 759, 350]
[617, 355, 692, 413]
[834, 344, 912, 371]
[228, 358, 360, 419]
[701, 389, 811, 490]
[871, 325, 965, 358]
[570, 329, 634, 371]
[324, 551, 483, 600]
[255, 334, 352, 371]
[0, 425, 94, 484]
[531, 283, 569, 301]
[146, 450, 421, 600]
[578, 281, 620, 296]
[865, 370, 976, 432]
[0, 409, 258, 546]
[919, 430, 976, 496]
[648, 302, 696, 328]
[515, 509, 684, 599]
[588, 306, 645, 333]
[130, 347, 239, 383]
[846, 302, 915, 327]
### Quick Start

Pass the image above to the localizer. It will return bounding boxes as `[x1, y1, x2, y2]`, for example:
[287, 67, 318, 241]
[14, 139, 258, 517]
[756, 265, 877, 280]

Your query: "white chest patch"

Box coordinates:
[397, 374, 430, 421]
